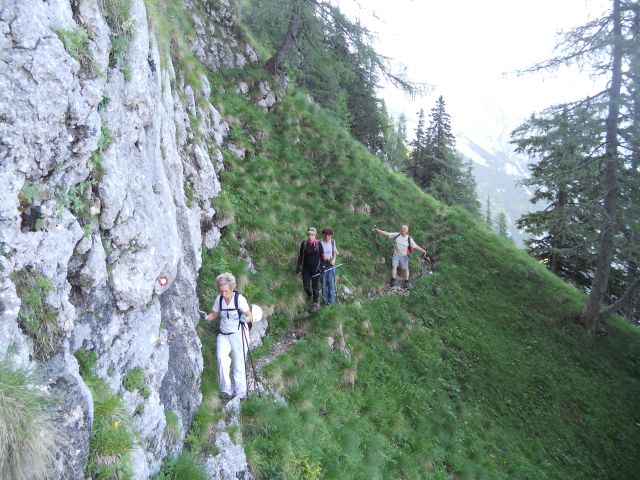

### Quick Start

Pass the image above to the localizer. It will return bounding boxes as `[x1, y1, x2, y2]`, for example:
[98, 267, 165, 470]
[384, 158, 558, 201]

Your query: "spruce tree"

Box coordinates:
[515, 0, 640, 331]
[409, 97, 480, 214]
[497, 212, 509, 239]
[485, 195, 492, 230]
[408, 109, 427, 186]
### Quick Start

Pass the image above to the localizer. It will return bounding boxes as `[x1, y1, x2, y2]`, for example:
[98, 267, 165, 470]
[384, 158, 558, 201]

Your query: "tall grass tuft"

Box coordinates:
[0, 361, 65, 480]
[12, 268, 62, 361]
[75, 349, 135, 479]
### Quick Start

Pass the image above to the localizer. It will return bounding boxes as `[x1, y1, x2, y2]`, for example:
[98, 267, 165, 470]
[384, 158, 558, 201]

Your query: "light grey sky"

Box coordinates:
[336, 0, 609, 146]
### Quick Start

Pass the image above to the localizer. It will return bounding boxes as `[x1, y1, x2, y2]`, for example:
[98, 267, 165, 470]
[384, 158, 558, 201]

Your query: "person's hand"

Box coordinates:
[296, 266, 302, 274]
[239, 314, 248, 324]
[198, 310, 208, 320]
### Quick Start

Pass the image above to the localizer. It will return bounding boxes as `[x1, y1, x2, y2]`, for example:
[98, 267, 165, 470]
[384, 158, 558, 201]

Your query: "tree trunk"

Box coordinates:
[265, 0, 304, 74]
[550, 188, 567, 274]
[580, 0, 623, 332]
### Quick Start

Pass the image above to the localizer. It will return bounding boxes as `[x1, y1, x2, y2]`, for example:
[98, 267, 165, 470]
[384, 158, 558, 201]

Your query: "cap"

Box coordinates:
[307, 227, 317, 234]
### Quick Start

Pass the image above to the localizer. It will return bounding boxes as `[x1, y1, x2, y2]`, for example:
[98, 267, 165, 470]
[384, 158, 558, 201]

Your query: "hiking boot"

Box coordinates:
[308, 302, 320, 313]
[390, 277, 396, 287]
[403, 279, 410, 289]
[219, 391, 233, 401]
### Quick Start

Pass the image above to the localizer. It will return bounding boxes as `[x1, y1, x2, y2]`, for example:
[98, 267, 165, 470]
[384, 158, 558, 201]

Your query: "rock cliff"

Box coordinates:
[0, 0, 279, 477]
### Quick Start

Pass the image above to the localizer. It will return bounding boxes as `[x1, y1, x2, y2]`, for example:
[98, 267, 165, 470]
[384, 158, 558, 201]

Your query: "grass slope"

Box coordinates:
[195, 74, 640, 479]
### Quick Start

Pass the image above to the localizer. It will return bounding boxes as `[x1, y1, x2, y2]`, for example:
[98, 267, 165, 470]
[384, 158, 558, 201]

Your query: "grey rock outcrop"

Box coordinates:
[0, 0, 269, 477]
[203, 397, 255, 480]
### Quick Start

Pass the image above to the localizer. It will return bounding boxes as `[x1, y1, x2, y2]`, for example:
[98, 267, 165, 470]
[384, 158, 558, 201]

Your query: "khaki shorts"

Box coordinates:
[392, 255, 409, 270]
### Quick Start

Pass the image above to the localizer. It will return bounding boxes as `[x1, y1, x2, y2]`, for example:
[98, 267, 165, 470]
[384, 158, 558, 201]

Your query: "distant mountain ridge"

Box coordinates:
[457, 131, 533, 245]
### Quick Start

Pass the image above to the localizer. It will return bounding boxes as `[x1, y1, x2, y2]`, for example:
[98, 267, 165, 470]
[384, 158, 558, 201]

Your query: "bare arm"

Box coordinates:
[410, 238, 427, 255]
[373, 227, 390, 236]
[207, 311, 219, 321]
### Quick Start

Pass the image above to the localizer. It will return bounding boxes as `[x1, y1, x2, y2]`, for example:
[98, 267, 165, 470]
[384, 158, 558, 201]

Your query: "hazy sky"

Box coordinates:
[336, 0, 610, 145]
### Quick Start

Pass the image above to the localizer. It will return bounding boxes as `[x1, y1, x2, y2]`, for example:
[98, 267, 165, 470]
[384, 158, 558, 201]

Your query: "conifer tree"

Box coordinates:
[408, 109, 427, 185]
[497, 212, 509, 238]
[515, 0, 640, 331]
[512, 104, 602, 285]
[485, 195, 492, 230]
[408, 97, 480, 214]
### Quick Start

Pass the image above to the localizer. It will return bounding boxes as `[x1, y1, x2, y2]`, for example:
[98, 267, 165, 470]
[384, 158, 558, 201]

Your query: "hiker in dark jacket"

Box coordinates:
[296, 227, 324, 313]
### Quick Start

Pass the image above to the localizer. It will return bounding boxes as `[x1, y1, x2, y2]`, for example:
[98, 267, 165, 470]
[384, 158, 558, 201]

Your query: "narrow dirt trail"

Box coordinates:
[246, 255, 435, 393]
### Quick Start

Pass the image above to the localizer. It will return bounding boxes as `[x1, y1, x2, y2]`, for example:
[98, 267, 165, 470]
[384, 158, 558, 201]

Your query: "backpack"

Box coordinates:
[218, 291, 253, 334]
[395, 234, 413, 254]
[300, 240, 323, 272]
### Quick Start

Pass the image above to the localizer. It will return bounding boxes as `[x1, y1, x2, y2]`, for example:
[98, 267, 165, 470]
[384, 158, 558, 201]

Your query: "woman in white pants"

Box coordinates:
[206, 272, 253, 400]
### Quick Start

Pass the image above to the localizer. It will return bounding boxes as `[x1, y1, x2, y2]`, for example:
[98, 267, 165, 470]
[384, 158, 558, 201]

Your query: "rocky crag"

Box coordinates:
[0, 0, 282, 477]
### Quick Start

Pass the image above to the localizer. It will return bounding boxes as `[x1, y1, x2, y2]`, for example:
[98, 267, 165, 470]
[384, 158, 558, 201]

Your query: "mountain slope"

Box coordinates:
[195, 76, 640, 479]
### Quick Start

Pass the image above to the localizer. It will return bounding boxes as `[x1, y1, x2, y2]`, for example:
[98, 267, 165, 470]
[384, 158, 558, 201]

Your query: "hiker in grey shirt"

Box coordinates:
[373, 224, 427, 288]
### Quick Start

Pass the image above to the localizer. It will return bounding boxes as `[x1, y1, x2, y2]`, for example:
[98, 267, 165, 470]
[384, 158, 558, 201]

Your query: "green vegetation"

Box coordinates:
[18, 182, 44, 206]
[55, 27, 96, 75]
[55, 181, 93, 225]
[0, 361, 64, 480]
[164, 409, 180, 442]
[88, 125, 113, 179]
[75, 349, 135, 479]
[122, 367, 150, 399]
[144, 0, 207, 92]
[192, 71, 640, 478]
[100, 0, 135, 78]
[184, 182, 195, 209]
[12, 269, 61, 361]
[154, 451, 209, 480]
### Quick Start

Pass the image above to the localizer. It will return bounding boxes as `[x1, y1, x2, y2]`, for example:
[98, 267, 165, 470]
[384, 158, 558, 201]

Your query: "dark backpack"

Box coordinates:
[395, 234, 413, 254]
[300, 240, 323, 271]
[218, 291, 253, 334]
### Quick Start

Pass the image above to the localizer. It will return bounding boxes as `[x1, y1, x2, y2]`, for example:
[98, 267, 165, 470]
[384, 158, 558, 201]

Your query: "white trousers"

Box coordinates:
[216, 328, 247, 398]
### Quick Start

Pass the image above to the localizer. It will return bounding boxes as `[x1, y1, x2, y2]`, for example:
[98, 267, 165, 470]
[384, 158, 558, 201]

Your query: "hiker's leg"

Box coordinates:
[312, 274, 321, 303]
[327, 269, 336, 304]
[216, 335, 233, 396]
[230, 331, 247, 398]
[302, 269, 313, 301]
[322, 271, 329, 305]
[400, 255, 410, 280]
[391, 256, 400, 286]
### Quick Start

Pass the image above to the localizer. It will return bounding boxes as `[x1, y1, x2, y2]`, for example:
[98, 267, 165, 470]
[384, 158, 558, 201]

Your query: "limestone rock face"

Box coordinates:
[0, 0, 267, 477]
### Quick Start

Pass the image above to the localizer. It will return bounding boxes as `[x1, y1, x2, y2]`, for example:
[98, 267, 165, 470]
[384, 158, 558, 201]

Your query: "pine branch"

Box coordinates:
[598, 276, 640, 319]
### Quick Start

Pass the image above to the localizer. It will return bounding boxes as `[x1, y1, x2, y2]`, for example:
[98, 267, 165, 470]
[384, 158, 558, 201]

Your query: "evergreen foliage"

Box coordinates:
[513, 0, 640, 328]
[512, 104, 603, 288]
[496, 212, 509, 239]
[409, 97, 480, 214]
[239, 0, 416, 164]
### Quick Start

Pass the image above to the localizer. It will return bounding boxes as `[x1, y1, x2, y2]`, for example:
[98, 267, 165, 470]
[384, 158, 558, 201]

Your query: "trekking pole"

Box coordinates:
[241, 326, 249, 397]
[242, 325, 261, 399]
[311, 263, 343, 278]
[335, 266, 339, 305]
[338, 270, 356, 290]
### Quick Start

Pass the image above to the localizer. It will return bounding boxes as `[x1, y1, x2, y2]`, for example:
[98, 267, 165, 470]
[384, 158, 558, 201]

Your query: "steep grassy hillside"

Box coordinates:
[195, 71, 640, 479]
